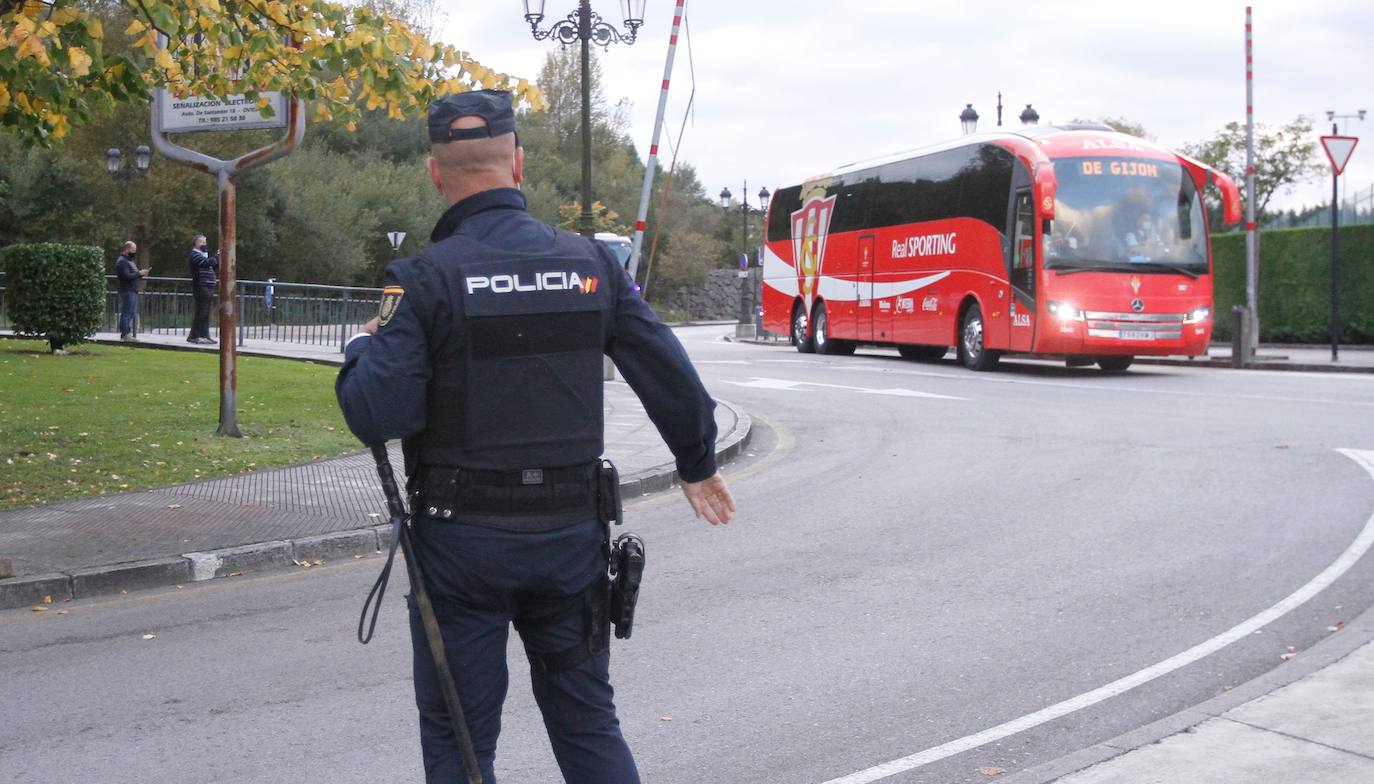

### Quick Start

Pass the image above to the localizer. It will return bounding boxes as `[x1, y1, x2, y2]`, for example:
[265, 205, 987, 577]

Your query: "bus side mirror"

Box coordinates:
[1213, 171, 1242, 225]
[1033, 164, 1057, 220]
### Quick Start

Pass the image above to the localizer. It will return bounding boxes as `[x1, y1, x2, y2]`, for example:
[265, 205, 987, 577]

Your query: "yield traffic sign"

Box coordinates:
[1320, 135, 1359, 175]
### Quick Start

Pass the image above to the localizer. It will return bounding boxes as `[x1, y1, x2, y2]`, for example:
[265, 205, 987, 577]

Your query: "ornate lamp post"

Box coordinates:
[720, 183, 770, 326]
[106, 144, 152, 249]
[1018, 103, 1040, 126]
[523, 1, 645, 237]
[959, 104, 979, 135]
[106, 145, 152, 182]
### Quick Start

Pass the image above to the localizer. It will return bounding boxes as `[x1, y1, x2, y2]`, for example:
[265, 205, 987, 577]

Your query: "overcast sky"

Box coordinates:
[442, 1, 1374, 216]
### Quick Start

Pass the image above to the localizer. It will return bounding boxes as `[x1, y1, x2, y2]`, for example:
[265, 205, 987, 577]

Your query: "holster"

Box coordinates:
[609, 533, 645, 640]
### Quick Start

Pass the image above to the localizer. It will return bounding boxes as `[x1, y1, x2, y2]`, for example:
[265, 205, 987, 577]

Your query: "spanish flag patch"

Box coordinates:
[378, 286, 405, 327]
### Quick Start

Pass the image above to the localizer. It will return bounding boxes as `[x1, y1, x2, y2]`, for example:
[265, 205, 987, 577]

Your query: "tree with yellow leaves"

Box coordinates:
[0, 0, 546, 145]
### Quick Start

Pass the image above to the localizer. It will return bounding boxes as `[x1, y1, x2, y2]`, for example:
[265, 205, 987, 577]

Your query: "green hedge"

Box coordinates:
[1, 243, 106, 353]
[1212, 224, 1374, 343]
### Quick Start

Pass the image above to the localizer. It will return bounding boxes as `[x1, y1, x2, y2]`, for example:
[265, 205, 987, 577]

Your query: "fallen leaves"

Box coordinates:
[1328, 620, 1345, 632]
[976, 766, 1007, 776]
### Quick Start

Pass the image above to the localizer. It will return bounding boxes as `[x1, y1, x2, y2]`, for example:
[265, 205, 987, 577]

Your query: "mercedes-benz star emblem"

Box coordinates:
[1130, 298, 1145, 313]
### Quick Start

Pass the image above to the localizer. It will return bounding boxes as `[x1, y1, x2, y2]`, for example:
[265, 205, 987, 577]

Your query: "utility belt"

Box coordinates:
[412, 460, 622, 532]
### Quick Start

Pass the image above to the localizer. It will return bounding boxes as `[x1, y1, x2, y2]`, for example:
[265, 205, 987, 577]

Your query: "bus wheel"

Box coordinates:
[792, 302, 815, 353]
[812, 303, 855, 356]
[958, 304, 1001, 371]
[898, 345, 947, 361]
[1097, 356, 1134, 372]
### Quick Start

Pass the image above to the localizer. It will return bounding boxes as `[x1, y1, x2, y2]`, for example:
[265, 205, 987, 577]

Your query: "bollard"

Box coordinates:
[1231, 305, 1249, 369]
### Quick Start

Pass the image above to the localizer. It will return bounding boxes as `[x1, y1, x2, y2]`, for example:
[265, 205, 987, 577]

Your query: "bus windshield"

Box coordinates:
[1046, 158, 1207, 274]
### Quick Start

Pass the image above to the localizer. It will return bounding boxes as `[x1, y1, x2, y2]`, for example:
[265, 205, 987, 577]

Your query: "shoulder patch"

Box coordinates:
[378, 286, 405, 326]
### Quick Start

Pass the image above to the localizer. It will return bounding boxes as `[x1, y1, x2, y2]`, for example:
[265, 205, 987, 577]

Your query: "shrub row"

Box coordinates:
[1212, 224, 1374, 343]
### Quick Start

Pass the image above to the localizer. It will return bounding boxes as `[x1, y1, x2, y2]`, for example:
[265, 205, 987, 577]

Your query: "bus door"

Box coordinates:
[857, 234, 875, 341]
[1007, 190, 1036, 352]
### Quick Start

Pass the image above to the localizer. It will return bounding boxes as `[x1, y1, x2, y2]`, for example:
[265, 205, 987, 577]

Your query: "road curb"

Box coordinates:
[0, 398, 753, 610]
[0, 572, 72, 608]
[1133, 356, 1374, 374]
[69, 557, 191, 599]
[998, 601, 1374, 784]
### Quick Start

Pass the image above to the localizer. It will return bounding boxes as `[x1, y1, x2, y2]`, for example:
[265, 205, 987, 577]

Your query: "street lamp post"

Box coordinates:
[961, 102, 1038, 135]
[106, 144, 152, 237]
[523, 1, 644, 238]
[106, 145, 152, 182]
[959, 104, 979, 135]
[1324, 110, 1365, 362]
[720, 183, 770, 327]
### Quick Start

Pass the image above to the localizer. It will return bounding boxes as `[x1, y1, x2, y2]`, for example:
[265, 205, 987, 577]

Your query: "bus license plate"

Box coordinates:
[1120, 330, 1154, 340]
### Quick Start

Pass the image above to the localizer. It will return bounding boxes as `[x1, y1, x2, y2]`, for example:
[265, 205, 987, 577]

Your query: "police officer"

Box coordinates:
[335, 90, 735, 783]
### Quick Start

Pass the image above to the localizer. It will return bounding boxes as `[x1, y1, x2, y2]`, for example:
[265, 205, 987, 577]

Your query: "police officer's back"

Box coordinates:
[336, 90, 734, 784]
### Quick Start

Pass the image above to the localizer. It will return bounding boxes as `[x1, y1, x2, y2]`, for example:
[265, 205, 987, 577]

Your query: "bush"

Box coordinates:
[1, 243, 106, 353]
[1212, 224, 1374, 343]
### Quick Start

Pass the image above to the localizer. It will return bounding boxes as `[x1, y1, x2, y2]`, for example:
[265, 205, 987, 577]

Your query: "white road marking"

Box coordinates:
[782, 358, 1374, 408]
[822, 447, 1374, 784]
[721, 377, 967, 400]
[693, 360, 757, 365]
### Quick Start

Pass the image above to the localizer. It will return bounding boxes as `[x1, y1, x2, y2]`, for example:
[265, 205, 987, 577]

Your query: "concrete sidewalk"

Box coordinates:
[0, 330, 752, 609]
[1136, 343, 1374, 373]
[1006, 605, 1374, 784]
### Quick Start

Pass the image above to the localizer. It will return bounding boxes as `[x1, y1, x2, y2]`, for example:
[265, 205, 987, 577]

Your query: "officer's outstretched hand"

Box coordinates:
[681, 472, 734, 525]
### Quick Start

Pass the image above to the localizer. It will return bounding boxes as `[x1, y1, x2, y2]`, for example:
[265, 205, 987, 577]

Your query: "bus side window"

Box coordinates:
[1010, 192, 1034, 296]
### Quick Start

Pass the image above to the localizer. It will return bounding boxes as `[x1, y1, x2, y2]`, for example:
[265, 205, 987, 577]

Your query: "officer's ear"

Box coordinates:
[427, 156, 444, 196]
[512, 145, 525, 188]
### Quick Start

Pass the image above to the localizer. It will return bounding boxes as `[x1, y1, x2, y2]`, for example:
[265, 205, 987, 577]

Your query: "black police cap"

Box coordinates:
[428, 90, 516, 143]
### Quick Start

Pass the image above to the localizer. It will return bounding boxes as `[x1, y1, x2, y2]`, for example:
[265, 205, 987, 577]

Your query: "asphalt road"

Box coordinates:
[4, 325, 1374, 784]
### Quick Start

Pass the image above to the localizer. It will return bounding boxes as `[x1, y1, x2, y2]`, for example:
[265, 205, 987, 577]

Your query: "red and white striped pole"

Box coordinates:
[626, 0, 686, 284]
[1244, 6, 1259, 358]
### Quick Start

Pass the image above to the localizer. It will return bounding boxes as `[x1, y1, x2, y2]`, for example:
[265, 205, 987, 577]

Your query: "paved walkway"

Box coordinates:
[1137, 342, 1374, 373]
[0, 330, 751, 608]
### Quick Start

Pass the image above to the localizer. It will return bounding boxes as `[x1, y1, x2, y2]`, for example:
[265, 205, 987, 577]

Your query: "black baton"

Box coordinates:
[362, 443, 483, 784]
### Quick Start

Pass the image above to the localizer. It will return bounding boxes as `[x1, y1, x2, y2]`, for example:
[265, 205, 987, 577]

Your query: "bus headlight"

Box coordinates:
[1184, 307, 1211, 324]
[1048, 301, 1084, 321]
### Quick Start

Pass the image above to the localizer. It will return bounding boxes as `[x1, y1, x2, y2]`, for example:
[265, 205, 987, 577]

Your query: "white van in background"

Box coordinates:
[594, 232, 633, 271]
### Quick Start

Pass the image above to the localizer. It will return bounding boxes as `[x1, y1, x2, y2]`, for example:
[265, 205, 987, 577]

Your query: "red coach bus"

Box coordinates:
[761, 124, 1242, 371]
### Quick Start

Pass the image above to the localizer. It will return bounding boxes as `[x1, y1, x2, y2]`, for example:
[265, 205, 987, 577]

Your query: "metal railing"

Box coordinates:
[1, 272, 382, 353]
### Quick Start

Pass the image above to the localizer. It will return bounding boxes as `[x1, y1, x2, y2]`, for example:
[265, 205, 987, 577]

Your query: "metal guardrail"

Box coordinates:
[0, 272, 382, 353]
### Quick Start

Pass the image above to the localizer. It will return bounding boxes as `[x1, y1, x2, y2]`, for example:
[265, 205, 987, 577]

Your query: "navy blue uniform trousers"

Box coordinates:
[408, 516, 640, 784]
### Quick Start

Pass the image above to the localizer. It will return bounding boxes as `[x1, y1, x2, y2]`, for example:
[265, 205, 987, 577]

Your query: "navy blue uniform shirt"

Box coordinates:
[335, 188, 718, 482]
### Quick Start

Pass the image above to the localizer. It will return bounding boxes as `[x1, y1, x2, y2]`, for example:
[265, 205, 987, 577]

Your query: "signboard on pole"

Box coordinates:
[158, 91, 288, 134]
[1320, 135, 1359, 175]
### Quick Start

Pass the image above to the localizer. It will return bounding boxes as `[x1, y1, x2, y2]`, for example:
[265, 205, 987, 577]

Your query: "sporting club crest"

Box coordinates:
[791, 184, 837, 312]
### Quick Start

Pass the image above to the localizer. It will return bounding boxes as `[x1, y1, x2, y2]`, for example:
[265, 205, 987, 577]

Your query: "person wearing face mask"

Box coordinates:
[114, 240, 150, 341]
[186, 234, 219, 344]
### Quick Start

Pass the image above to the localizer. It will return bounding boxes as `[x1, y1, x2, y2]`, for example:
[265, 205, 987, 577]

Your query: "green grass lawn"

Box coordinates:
[0, 339, 363, 509]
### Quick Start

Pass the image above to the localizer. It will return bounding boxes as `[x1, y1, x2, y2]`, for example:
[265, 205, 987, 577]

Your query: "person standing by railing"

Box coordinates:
[115, 241, 149, 341]
[187, 234, 219, 344]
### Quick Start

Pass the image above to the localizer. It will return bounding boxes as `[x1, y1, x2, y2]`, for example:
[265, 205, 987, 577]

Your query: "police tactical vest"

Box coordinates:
[413, 234, 612, 473]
